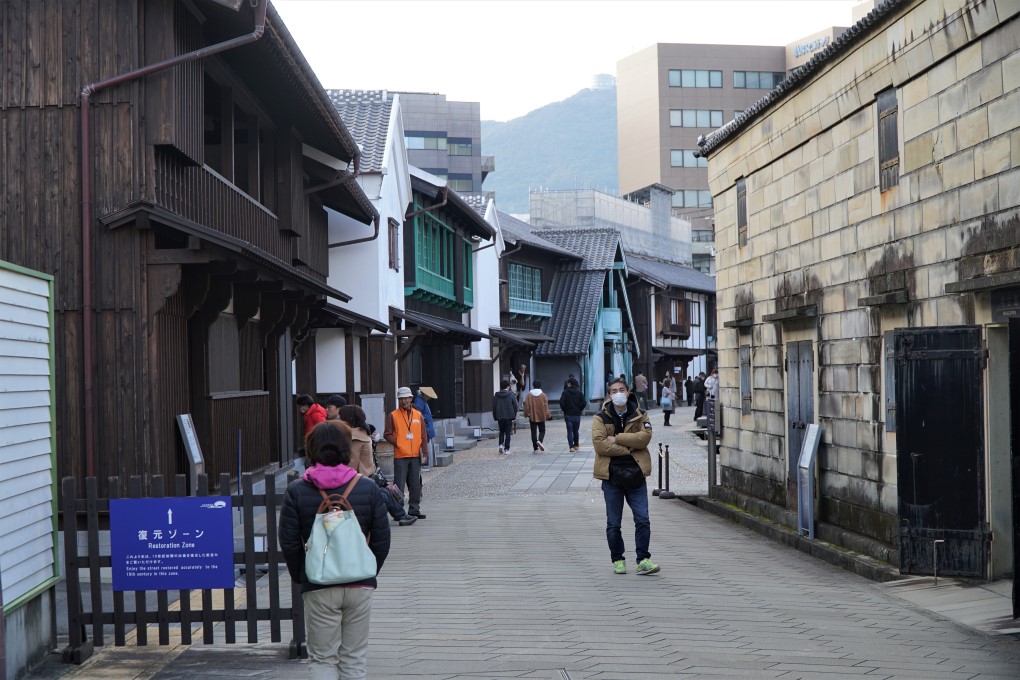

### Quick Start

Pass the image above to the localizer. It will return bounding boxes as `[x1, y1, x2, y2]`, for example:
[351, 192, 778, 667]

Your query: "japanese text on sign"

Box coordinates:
[109, 496, 235, 591]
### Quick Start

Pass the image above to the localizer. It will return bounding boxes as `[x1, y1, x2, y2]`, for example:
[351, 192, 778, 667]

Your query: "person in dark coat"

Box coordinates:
[693, 372, 707, 420]
[492, 379, 519, 455]
[279, 422, 391, 679]
[684, 377, 694, 406]
[560, 377, 587, 452]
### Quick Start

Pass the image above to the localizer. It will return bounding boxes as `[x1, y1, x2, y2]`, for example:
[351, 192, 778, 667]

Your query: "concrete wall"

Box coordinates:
[708, 0, 1020, 551]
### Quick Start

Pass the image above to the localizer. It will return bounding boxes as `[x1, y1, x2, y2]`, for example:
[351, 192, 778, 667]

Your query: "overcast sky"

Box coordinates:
[274, 0, 866, 122]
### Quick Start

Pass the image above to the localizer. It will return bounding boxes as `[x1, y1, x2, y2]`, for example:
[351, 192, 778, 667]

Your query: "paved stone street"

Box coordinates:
[55, 406, 1020, 679]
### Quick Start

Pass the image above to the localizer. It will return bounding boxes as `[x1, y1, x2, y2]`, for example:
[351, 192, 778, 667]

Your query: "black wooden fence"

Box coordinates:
[61, 472, 306, 663]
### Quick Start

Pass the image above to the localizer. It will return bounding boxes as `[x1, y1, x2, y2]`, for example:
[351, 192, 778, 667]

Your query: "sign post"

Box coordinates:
[797, 424, 822, 539]
[109, 497, 235, 591]
[176, 414, 205, 496]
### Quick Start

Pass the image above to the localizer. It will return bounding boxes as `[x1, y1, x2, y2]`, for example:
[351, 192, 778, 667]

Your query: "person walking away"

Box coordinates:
[684, 377, 694, 407]
[279, 422, 391, 679]
[592, 378, 659, 576]
[560, 378, 586, 452]
[383, 387, 428, 519]
[412, 386, 437, 470]
[633, 371, 648, 410]
[340, 406, 417, 527]
[693, 372, 707, 421]
[523, 380, 551, 452]
[660, 377, 676, 426]
[492, 379, 518, 455]
[298, 394, 326, 434]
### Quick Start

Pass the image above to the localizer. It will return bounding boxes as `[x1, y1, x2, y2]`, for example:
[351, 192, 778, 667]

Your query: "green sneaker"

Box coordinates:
[636, 558, 660, 575]
[612, 560, 627, 575]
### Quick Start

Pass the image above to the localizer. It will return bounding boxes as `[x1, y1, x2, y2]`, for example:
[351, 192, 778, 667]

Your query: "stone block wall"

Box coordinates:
[707, 0, 1020, 550]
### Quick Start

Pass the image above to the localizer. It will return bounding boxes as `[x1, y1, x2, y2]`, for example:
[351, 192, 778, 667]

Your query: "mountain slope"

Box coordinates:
[481, 87, 617, 215]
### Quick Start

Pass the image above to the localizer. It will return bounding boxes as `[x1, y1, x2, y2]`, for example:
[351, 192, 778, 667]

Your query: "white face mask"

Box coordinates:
[610, 393, 628, 407]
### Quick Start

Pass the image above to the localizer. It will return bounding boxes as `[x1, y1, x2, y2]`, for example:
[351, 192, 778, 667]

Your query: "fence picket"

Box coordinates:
[152, 476, 171, 646]
[175, 475, 192, 646]
[242, 473, 258, 643]
[198, 474, 215, 645]
[128, 476, 147, 647]
[109, 477, 126, 647]
[264, 470, 281, 643]
[220, 473, 236, 645]
[85, 477, 104, 647]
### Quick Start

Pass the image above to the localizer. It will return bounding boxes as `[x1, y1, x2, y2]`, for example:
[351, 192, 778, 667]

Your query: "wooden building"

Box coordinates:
[395, 168, 494, 421]
[0, 0, 376, 492]
[626, 256, 716, 400]
[491, 211, 576, 399]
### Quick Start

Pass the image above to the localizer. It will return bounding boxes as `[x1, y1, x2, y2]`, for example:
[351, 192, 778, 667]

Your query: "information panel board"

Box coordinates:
[109, 496, 234, 591]
[797, 424, 822, 539]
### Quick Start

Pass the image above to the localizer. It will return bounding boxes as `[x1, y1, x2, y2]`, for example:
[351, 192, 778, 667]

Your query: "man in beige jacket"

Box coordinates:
[523, 380, 551, 452]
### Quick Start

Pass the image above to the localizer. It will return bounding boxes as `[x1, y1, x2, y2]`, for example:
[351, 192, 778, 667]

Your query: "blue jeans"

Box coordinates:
[601, 479, 651, 563]
[564, 415, 581, 447]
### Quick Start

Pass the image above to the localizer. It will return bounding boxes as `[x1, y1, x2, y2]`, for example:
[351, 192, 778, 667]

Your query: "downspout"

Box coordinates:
[404, 187, 448, 220]
[616, 268, 640, 360]
[79, 0, 268, 476]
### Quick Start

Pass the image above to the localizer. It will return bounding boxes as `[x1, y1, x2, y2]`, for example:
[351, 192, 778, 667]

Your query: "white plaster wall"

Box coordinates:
[468, 200, 503, 361]
[315, 329, 347, 393]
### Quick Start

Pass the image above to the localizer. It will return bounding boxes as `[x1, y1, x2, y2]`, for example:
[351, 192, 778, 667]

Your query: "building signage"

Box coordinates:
[797, 424, 822, 540]
[991, 287, 1020, 322]
[109, 496, 234, 591]
[794, 35, 830, 58]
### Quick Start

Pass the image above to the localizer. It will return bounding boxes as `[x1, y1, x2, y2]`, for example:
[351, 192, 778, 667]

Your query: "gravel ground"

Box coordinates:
[419, 403, 711, 500]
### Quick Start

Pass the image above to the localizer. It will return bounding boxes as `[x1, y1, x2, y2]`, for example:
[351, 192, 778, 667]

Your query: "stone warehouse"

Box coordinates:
[699, 0, 1019, 580]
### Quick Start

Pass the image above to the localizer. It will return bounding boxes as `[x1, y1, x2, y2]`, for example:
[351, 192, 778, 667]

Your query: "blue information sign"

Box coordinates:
[109, 496, 235, 591]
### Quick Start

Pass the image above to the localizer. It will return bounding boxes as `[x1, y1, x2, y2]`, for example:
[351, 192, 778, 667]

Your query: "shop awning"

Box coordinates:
[652, 346, 705, 358]
[312, 303, 389, 332]
[392, 308, 488, 342]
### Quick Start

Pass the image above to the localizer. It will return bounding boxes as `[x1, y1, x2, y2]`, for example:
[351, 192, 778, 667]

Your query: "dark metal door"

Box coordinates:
[786, 341, 814, 508]
[1009, 319, 1019, 616]
[895, 326, 989, 577]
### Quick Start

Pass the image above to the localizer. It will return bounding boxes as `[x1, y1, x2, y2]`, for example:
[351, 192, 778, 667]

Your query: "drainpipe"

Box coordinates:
[404, 187, 448, 220]
[79, 0, 268, 476]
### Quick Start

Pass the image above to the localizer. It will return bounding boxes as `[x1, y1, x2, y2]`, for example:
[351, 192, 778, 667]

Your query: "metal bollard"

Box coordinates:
[652, 442, 663, 496]
[933, 539, 945, 585]
[659, 444, 677, 499]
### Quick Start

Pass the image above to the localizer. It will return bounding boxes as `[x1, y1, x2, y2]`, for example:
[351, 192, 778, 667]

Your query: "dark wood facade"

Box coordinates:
[0, 0, 374, 493]
[497, 246, 564, 381]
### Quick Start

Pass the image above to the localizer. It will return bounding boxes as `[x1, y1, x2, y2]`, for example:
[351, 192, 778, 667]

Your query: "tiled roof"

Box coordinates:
[533, 228, 620, 270]
[536, 268, 605, 357]
[460, 193, 490, 217]
[326, 90, 393, 173]
[497, 211, 581, 259]
[626, 255, 715, 293]
[697, 0, 907, 157]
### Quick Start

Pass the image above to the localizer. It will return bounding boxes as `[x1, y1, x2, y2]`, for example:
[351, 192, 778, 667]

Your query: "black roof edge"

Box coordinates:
[696, 0, 909, 158]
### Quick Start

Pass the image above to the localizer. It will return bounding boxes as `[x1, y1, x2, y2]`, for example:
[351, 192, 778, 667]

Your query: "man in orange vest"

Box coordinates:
[383, 386, 429, 519]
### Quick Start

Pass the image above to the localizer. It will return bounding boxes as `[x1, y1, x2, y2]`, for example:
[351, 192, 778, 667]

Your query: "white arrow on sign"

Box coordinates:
[168, 509, 173, 525]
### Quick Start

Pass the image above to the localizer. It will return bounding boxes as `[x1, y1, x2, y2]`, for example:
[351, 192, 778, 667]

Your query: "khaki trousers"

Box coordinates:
[303, 586, 374, 680]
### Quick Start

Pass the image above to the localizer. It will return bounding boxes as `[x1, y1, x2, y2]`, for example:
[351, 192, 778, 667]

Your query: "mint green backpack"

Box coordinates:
[304, 475, 377, 585]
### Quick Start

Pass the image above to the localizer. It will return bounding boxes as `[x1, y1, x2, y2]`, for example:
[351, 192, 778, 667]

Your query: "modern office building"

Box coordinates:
[397, 92, 494, 195]
[616, 26, 848, 272]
